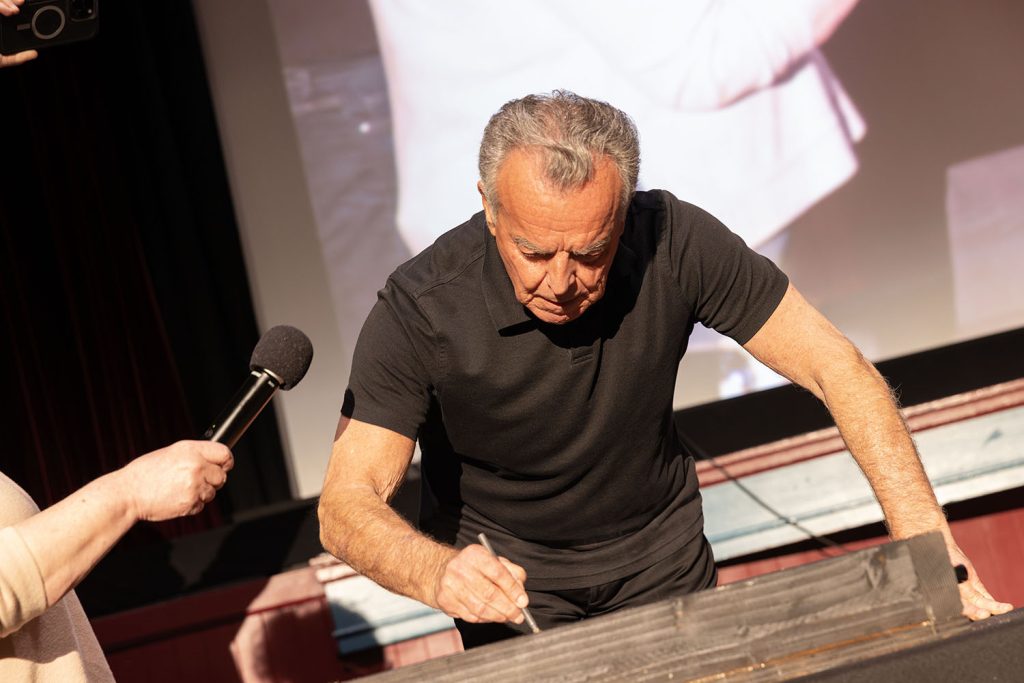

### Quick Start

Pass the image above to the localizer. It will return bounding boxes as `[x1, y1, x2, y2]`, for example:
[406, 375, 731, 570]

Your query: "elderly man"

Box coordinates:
[318, 91, 1009, 648]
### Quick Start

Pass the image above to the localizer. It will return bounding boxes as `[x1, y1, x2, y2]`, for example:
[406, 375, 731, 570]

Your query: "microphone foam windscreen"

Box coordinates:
[250, 325, 314, 390]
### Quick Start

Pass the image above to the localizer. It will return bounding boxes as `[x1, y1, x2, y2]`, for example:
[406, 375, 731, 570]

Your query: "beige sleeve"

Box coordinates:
[0, 526, 48, 638]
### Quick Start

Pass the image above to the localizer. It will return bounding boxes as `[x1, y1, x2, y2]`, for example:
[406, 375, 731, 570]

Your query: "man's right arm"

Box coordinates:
[318, 416, 530, 625]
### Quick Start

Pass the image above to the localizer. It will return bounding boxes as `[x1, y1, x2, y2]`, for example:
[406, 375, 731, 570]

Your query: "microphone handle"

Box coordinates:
[203, 369, 280, 447]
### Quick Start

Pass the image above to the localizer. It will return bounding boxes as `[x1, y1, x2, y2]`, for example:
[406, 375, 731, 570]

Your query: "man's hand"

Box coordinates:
[432, 543, 530, 625]
[118, 440, 234, 521]
[1, 0, 39, 68]
[947, 541, 1013, 620]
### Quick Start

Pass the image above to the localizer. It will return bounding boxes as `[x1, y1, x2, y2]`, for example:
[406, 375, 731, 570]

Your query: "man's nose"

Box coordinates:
[547, 253, 576, 300]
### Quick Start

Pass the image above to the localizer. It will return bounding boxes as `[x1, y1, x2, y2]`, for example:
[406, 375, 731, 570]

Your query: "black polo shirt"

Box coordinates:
[343, 189, 788, 590]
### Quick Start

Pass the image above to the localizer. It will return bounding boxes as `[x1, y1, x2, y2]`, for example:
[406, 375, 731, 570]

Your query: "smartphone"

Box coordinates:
[0, 0, 98, 54]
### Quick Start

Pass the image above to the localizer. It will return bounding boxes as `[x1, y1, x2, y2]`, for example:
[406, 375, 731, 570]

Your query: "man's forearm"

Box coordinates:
[319, 488, 456, 607]
[818, 350, 949, 540]
[744, 284, 1010, 618]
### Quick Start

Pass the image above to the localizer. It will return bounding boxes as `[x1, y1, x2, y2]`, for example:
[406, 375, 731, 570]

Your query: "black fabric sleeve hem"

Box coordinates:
[730, 270, 790, 346]
[341, 388, 421, 442]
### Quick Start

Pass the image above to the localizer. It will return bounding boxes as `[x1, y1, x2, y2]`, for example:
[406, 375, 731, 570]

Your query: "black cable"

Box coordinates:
[678, 429, 851, 556]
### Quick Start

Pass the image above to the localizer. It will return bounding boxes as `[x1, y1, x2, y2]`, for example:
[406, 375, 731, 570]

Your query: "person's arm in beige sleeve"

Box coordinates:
[0, 440, 233, 636]
[743, 283, 1013, 620]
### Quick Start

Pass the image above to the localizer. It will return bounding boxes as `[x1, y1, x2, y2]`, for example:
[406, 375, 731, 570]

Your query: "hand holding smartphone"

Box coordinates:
[0, 0, 98, 57]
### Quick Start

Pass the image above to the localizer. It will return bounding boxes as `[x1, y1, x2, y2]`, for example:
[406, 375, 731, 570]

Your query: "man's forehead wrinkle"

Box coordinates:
[494, 146, 624, 257]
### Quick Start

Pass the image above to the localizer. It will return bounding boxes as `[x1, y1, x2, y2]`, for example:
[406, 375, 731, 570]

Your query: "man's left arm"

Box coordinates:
[742, 283, 1012, 620]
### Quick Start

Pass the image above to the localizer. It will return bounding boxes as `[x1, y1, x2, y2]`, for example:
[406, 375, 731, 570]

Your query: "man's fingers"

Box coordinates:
[194, 441, 233, 469]
[437, 546, 528, 624]
[437, 564, 515, 623]
[973, 581, 996, 602]
[950, 553, 1013, 621]
[201, 483, 217, 503]
[491, 557, 529, 611]
[459, 554, 522, 621]
[960, 582, 1013, 620]
[968, 593, 1013, 616]
[204, 462, 228, 489]
[498, 556, 528, 586]
[462, 585, 522, 624]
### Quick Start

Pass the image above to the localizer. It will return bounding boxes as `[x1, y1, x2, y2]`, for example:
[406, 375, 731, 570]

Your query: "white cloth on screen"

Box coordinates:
[368, 0, 865, 255]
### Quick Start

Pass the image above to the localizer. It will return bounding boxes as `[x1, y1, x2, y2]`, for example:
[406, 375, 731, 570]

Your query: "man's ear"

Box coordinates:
[478, 181, 497, 236]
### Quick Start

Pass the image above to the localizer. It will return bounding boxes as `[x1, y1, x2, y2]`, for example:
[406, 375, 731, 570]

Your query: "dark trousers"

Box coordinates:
[455, 538, 717, 649]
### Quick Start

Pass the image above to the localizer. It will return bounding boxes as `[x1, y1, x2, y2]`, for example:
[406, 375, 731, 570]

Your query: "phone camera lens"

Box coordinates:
[70, 0, 95, 21]
[31, 5, 66, 40]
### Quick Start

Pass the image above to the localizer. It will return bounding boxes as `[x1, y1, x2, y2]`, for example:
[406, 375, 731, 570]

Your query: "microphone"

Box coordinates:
[203, 325, 314, 447]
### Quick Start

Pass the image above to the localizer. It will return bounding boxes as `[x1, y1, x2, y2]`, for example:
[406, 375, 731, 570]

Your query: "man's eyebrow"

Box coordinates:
[512, 236, 553, 254]
[572, 237, 611, 256]
[511, 235, 611, 255]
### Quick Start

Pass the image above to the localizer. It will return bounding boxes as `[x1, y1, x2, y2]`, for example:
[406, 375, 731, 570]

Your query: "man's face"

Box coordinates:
[481, 149, 625, 325]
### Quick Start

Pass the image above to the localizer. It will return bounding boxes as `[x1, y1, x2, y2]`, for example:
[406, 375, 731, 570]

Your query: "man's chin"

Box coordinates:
[528, 301, 588, 325]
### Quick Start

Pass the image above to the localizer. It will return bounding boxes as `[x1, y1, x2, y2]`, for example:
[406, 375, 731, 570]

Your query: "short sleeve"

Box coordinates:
[664, 193, 789, 344]
[343, 278, 436, 440]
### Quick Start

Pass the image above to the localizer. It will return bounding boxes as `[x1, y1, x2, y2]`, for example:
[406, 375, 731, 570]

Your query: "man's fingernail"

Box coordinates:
[516, 595, 528, 607]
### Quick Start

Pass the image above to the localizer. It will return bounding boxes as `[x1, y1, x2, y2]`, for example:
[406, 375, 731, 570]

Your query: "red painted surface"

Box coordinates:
[92, 563, 464, 682]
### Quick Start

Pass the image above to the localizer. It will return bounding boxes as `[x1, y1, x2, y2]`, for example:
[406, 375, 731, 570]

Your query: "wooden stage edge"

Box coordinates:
[363, 533, 971, 682]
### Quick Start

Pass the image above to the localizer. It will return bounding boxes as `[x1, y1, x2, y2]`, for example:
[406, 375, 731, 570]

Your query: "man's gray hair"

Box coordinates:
[478, 90, 640, 216]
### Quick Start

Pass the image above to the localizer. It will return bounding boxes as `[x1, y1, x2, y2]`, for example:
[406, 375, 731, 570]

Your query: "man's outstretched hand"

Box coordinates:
[947, 542, 1013, 620]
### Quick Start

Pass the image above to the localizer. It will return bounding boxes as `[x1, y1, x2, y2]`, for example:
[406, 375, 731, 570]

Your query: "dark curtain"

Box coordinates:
[0, 2, 291, 541]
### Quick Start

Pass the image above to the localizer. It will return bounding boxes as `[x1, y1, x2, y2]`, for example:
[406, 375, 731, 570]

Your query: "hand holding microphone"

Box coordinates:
[3, 325, 314, 637]
[125, 324, 314, 522]
[123, 325, 314, 520]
